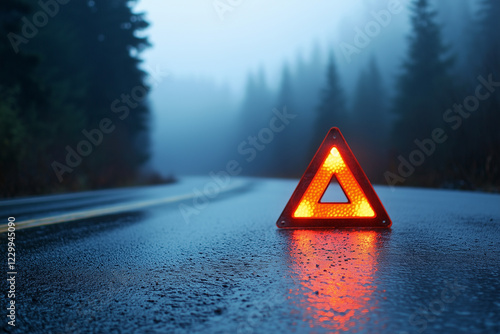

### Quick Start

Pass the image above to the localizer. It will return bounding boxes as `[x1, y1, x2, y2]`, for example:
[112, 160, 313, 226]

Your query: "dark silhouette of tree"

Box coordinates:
[475, 0, 500, 74]
[271, 49, 327, 178]
[276, 64, 294, 118]
[240, 68, 273, 134]
[432, 0, 500, 191]
[310, 52, 347, 157]
[238, 68, 275, 175]
[271, 63, 298, 177]
[389, 0, 455, 186]
[451, 0, 500, 190]
[476, 0, 500, 190]
[0, 1, 54, 196]
[239, 48, 325, 178]
[293, 44, 325, 159]
[0, 0, 151, 197]
[44, 0, 150, 189]
[434, 0, 472, 77]
[350, 56, 388, 183]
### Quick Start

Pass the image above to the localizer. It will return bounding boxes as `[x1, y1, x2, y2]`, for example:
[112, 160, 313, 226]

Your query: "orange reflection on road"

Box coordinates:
[288, 230, 381, 332]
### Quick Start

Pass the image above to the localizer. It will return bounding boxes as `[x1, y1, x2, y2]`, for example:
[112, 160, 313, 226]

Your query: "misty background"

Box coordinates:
[1, 0, 498, 197]
[142, 0, 498, 188]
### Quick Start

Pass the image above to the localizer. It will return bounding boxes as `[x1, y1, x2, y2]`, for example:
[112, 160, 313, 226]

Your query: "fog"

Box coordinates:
[139, 1, 401, 173]
[138, 0, 497, 190]
[2, 0, 496, 198]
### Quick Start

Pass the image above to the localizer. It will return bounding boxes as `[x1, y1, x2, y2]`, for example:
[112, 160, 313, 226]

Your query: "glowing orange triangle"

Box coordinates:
[277, 127, 391, 228]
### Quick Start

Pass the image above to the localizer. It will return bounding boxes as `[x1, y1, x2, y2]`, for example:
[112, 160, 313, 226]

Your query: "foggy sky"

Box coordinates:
[134, 0, 472, 176]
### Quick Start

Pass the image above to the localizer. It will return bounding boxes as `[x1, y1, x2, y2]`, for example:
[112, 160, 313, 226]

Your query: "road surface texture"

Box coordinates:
[1, 177, 500, 333]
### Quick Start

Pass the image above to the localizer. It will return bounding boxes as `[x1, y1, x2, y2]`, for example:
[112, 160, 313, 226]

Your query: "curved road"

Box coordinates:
[1, 177, 500, 333]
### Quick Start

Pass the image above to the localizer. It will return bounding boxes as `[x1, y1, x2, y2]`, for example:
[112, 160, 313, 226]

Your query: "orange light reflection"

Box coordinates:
[288, 230, 380, 332]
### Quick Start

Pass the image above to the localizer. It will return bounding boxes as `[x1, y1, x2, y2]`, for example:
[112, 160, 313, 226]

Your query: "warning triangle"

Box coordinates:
[276, 127, 391, 228]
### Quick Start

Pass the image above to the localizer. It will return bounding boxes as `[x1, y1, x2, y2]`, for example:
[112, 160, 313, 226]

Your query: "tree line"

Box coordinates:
[0, 0, 152, 197]
[239, 0, 499, 191]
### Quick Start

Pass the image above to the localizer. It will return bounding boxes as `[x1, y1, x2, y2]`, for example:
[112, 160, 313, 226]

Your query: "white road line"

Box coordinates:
[0, 181, 245, 233]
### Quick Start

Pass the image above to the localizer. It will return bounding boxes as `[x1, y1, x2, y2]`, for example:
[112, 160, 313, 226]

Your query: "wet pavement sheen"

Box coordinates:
[3, 177, 500, 333]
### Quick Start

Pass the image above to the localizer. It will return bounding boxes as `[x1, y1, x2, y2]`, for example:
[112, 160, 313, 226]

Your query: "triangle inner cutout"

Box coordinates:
[319, 175, 349, 203]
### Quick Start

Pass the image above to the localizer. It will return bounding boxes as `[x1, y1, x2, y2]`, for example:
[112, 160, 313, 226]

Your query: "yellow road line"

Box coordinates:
[0, 181, 245, 233]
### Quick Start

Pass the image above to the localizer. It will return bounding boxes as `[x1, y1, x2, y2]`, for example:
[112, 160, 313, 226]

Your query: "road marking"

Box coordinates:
[0, 181, 246, 233]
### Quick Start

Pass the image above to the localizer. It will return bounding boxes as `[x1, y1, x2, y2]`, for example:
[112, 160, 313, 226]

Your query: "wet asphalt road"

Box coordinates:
[1, 177, 500, 333]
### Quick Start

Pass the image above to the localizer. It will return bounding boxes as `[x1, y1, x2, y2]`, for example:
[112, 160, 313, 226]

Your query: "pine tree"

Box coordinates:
[294, 44, 325, 158]
[268, 48, 326, 178]
[476, 0, 500, 75]
[457, 0, 500, 190]
[239, 68, 274, 175]
[240, 69, 273, 134]
[32, 0, 150, 190]
[390, 0, 455, 186]
[438, 0, 500, 191]
[0, 0, 53, 196]
[311, 52, 347, 156]
[433, 0, 472, 76]
[0, 0, 151, 196]
[350, 56, 388, 182]
[271, 64, 298, 177]
[59, 0, 151, 189]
